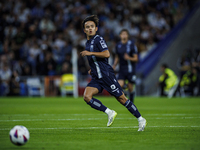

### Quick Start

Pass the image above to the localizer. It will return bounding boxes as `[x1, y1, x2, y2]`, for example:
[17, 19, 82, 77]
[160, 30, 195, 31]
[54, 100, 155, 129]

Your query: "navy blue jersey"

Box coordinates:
[85, 35, 114, 79]
[116, 40, 138, 73]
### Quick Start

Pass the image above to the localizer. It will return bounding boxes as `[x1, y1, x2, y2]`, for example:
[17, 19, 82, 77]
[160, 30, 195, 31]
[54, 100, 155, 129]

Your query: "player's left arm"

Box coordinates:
[124, 44, 138, 62]
[124, 53, 138, 62]
[80, 50, 110, 58]
[80, 37, 110, 58]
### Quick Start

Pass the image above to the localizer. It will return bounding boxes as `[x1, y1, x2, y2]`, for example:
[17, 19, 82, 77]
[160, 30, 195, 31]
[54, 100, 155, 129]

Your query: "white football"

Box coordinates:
[9, 125, 30, 146]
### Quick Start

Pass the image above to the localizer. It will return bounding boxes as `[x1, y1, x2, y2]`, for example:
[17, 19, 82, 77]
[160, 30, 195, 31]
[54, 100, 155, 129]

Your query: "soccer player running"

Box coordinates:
[113, 29, 138, 103]
[80, 15, 146, 131]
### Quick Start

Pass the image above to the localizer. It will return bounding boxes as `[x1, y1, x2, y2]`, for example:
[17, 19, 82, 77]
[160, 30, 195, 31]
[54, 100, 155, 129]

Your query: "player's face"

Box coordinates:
[120, 31, 129, 41]
[84, 21, 98, 37]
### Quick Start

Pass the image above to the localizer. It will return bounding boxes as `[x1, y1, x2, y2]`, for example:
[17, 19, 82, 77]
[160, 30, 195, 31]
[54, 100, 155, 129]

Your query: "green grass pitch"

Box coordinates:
[0, 96, 200, 150]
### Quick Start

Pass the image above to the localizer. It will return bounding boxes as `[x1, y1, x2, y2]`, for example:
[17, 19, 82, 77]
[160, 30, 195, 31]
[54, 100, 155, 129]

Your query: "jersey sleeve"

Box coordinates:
[95, 36, 108, 52]
[131, 42, 138, 55]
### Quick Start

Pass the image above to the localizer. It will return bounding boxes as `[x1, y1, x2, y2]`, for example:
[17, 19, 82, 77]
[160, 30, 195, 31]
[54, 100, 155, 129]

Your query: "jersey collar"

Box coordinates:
[87, 34, 98, 42]
[120, 40, 130, 45]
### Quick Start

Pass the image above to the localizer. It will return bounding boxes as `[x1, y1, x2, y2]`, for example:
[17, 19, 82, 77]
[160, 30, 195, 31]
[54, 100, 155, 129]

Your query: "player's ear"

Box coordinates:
[95, 27, 98, 32]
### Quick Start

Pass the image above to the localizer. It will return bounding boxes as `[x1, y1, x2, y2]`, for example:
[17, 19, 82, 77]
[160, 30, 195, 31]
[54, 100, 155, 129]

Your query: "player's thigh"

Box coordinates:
[118, 79, 125, 87]
[117, 72, 125, 87]
[101, 74, 123, 98]
[83, 86, 99, 102]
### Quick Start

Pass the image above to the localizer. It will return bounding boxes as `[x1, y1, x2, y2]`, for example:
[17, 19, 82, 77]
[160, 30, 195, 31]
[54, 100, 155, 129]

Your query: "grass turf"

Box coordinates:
[0, 96, 200, 150]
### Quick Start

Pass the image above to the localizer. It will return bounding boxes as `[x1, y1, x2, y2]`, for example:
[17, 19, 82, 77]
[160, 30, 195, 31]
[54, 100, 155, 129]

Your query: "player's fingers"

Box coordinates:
[88, 70, 91, 75]
[80, 52, 84, 57]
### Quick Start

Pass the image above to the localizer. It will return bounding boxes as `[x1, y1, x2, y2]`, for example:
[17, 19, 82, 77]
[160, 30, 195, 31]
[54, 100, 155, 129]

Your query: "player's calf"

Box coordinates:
[124, 99, 141, 118]
[116, 93, 128, 105]
[86, 97, 118, 127]
[117, 94, 147, 131]
[86, 98, 107, 112]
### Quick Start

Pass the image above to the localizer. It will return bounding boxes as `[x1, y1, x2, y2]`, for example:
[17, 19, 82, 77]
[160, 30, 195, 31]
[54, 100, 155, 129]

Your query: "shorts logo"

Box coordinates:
[110, 84, 119, 93]
[110, 84, 116, 90]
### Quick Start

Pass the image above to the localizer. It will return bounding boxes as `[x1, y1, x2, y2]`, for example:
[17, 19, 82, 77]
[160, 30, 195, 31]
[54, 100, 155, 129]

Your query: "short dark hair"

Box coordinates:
[82, 15, 99, 29]
[120, 29, 130, 36]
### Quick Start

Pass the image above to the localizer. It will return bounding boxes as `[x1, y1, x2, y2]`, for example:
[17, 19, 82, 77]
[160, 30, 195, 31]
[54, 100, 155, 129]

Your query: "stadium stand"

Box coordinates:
[0, 0, 198, 96]
[140, 2, 200, 96]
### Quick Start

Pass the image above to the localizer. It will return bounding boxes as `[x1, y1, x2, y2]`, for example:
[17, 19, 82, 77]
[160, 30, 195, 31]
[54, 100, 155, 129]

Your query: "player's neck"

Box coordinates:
[121, 39, 128, 44]
[87, 34, 95, 40]
[87, 36, 91, 40]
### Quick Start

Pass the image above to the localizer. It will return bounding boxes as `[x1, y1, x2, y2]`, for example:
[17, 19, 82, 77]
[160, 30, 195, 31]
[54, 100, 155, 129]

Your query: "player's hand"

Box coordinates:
[88, 69, 91, 75]
[112, 65, 116, 70]
[124, 53, 131, 60]
[80, 50, 91, 57]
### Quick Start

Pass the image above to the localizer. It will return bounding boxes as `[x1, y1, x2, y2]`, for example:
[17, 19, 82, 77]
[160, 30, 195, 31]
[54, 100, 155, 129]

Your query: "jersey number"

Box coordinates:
[100, 40, 107, 49]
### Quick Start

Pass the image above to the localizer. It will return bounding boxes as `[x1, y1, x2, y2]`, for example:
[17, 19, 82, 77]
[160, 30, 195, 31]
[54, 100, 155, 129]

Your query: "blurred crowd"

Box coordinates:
[176, 48, 200, 96]
[158, 48, 200, 97]
[0, 0, 196, 96]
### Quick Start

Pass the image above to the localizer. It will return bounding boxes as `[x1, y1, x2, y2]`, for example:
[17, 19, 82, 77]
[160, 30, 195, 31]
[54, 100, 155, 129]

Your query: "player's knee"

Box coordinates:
[128, 88, 133, 93]
[117, 94, 127, 105]
[83, 93, 92, 103]
[128, 84, 134, 92]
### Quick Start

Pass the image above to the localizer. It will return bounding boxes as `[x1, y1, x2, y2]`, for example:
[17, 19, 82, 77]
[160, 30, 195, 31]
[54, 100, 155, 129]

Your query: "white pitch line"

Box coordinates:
[0, 114, 30, 116]
[117, 117, 200, 119]
[150, 117, 200, 119]
[145, 114, 200, 116]
[0, 126, 200, 131]
[0, 117, 200, 122]
[0, 118, 103, 122]
[0, 114, 199, 116]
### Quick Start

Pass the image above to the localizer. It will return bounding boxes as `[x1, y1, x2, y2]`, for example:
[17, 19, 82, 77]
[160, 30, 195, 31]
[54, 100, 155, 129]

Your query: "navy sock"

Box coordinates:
[87, 98, 107, 112]
[124, 99, 141, 118]
[129, 91, 135, 103]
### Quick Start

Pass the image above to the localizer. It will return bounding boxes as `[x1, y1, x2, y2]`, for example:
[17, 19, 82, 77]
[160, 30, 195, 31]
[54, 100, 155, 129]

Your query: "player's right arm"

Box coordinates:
[113, 54, 119, 70]
[113, 44, 119, 70]
[80, 50, 110, 58]
[88, 69, 91, 75]
[124, 43, 138, 62]
[124, 53, 138, 62]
